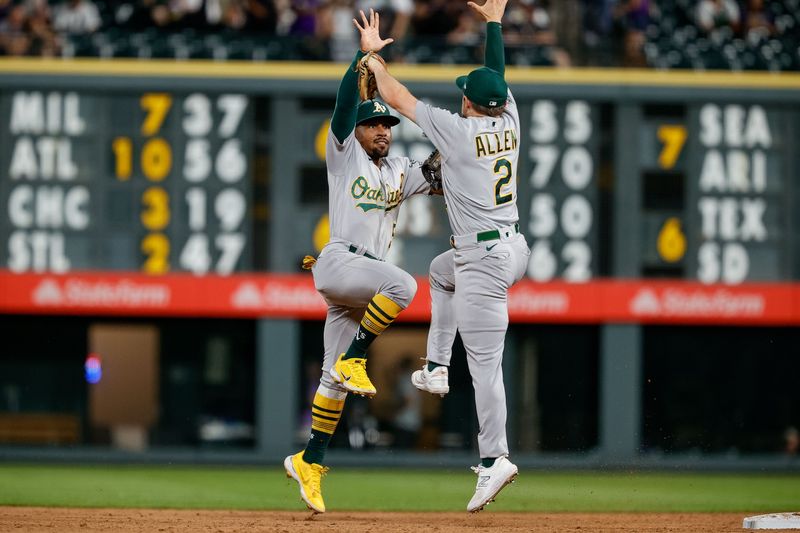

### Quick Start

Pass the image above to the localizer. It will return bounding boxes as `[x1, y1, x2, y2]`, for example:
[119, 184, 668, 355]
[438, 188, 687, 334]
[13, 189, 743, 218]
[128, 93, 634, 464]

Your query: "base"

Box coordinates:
[743, 513, 800, 529]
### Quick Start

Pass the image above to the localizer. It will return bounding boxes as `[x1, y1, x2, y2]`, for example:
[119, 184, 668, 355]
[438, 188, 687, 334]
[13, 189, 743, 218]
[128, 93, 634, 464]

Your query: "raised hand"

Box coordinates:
[353, 8, 394, 53]
[467, 0, 507, 23]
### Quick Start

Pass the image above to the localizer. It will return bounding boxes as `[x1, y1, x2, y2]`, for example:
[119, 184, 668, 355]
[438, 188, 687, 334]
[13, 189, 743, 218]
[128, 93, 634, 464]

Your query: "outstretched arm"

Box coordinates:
[365, 58, 418, 123]
[468, 0, 507, 75]
[331, 9, 394, 143]
[330, 51, 365, 144]
[352, 11, 418, 123]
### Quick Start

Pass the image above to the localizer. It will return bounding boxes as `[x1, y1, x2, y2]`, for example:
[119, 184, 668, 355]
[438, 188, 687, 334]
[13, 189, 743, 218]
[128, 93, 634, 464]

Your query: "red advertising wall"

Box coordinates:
[2, 270, 798, 326]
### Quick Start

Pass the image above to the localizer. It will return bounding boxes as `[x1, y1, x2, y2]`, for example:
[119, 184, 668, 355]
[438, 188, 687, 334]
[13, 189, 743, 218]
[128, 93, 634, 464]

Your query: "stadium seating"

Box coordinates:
[645, 0, 800, 71]
[50, 0, 800, 71]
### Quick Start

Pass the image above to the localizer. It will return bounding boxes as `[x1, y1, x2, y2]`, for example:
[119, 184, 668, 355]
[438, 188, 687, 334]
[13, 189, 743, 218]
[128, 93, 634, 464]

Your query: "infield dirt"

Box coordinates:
[0, 507, 757, 532]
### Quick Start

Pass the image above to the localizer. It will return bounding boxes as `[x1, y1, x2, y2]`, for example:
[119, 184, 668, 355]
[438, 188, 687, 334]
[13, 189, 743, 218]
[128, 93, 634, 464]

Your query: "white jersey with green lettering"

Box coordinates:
[325, 126, 428, 260]
[414, 91, 519, 237]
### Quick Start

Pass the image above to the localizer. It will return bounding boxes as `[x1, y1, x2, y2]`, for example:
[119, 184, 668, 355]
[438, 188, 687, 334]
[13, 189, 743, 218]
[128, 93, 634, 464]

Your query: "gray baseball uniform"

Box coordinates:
[414, 90, 530, 459]
[311, 121, 430, 400]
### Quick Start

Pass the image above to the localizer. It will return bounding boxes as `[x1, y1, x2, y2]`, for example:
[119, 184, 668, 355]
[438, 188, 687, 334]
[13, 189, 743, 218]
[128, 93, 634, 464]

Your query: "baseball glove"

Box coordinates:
[358, 51, 385, 101]
[422, 149, 443, 195]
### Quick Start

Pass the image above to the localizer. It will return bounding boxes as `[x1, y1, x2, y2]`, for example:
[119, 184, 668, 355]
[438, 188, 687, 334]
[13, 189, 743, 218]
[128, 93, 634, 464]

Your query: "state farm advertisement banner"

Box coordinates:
[1, 270, 799, 325]
[0, 272, 330, 319]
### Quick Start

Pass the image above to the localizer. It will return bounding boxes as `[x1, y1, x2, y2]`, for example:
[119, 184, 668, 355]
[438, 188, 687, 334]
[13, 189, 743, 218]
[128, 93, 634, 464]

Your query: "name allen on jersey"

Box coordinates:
[475, 128, 518, 159]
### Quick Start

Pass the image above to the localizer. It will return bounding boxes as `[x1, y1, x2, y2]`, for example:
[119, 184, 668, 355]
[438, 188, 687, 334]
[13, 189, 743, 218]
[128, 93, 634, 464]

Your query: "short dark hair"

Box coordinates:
[470, 100, 505, 117]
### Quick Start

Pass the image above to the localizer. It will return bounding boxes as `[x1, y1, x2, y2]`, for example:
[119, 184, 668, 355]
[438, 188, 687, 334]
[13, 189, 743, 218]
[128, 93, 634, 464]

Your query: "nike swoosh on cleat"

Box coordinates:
[486, 243, 498, 251]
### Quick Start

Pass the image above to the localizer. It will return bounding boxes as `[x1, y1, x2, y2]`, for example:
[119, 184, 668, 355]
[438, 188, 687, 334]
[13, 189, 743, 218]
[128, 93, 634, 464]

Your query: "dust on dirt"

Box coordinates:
[0, 507, 755, 532]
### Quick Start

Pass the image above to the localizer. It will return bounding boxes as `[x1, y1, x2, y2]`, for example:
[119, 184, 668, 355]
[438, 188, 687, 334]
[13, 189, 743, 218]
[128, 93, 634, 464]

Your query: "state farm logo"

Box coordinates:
[31, 278, 170, 307]
[33, 279, 64, 305]
[231, 283, 262, 308]
[629, 287, 765, 317]
[231, 281, 326, 311]
[630, 289, 661, 315]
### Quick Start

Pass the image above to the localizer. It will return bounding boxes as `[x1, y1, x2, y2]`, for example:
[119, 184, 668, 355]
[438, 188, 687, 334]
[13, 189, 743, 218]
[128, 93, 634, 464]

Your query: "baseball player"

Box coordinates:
[284, 9, 438, 514]
[363, 0, 530, 512]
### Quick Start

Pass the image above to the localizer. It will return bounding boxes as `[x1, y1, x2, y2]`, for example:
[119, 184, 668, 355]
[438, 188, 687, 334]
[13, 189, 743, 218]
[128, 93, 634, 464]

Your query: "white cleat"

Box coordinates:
[467, 455, 518, 513]
[411, 364, 449, 397]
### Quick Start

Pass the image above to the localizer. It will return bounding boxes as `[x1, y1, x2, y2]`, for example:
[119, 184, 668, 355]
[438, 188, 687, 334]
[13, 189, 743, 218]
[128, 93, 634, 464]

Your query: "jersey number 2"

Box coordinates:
[494, 158, 513, 205]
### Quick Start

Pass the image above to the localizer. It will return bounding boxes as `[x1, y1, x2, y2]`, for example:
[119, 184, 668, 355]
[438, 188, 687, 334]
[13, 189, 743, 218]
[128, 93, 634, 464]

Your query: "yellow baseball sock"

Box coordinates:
[303, 390, 346, 464]
[343, 293, 404, 359]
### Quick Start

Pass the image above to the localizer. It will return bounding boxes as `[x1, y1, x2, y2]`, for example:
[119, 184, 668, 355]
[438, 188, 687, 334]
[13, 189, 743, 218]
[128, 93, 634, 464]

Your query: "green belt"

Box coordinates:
[476, 223, 520, 243]
[348, 245, 379, 260]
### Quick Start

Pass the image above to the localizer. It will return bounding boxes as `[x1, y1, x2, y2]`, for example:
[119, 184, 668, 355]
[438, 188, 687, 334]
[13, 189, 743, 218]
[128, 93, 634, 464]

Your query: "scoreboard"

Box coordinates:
[524, 99, 599, 282]
[1, 64, 799, 298]
[0, 90, 253, 275]
[634, 100, 795, 284]
[687, 103, 789, 284]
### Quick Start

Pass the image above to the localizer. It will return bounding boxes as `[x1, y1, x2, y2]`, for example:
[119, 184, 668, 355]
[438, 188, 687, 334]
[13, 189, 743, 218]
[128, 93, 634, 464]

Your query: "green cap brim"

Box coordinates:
[356, 115, 400, 127]
[456, 75, 468, 91]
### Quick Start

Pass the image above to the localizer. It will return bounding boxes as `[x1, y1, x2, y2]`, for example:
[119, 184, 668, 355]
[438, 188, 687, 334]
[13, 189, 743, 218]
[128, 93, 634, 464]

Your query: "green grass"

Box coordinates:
[0, 465, 798, 512]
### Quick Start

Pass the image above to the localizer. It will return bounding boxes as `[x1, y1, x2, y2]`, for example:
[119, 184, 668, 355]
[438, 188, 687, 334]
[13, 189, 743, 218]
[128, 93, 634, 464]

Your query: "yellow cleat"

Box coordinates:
[329, 353, 377, 397]
[284, 452, 328, 513]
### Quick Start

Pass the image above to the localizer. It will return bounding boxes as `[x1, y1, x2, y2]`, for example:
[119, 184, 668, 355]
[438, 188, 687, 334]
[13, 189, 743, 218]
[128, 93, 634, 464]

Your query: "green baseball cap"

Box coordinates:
[455, 67, 508, 108]
[356, 99, 401, 127]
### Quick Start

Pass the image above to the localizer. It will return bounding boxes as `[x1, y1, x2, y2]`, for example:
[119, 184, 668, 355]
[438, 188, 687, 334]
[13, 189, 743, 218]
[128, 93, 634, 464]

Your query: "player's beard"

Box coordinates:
[370, 140, 390, 159]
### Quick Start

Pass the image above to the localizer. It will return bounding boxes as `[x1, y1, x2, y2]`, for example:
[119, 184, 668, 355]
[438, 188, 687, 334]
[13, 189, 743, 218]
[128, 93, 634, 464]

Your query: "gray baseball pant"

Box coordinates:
[312, 242, 417, 395]
[426, 231, 530, 458]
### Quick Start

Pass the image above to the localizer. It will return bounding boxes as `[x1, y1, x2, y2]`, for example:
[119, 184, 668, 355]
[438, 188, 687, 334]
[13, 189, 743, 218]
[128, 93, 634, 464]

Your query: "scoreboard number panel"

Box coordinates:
[525, 99, 599, 282]
[1, 91, 103, 272]
[637, 114, 689, 274]
[0, 90, 253, 275]
[686, 103, 788, 284]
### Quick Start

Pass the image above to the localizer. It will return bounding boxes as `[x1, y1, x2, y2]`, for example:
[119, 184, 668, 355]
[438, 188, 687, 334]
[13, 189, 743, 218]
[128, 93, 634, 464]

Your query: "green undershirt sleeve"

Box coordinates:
[330, 50, 367, 144]
[485, 22, 505, 76]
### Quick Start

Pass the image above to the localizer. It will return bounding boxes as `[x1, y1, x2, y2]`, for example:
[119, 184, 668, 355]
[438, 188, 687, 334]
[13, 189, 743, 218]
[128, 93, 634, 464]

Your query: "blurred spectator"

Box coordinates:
[221, 0, 247, 30]
[52, 0, 100, 34]
[696, 0, 741, 35]
[156, 1, 177, 27]
[25, 0, 59, 55]
[412, 0, 459, 38]
[317, 0, 357, 61]
[113, 0, 153, 30]
[0, 4, 31, 55]
[357, 0, 412, 42]
[273, 0, 295, 34]
[786, 426, 799, 456]
[505, 0, 570, 66]
[242, 0, 276, 32]
[615, 0, 649, 67]
[171, 0, 221, 30]
[582, 0, 615, 48]
[446, 4, 479, 45]
[290, 0, 321, 35]
[391, 358, 421, 449]
[296, 360, 322, 444]
[345, 396, 380, 450]
[0, 0, 57, 56]
[743, 0, 775, 42]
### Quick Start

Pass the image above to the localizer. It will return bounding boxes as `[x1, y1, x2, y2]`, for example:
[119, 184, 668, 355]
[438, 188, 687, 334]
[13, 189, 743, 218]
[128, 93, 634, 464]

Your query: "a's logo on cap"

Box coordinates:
[373, 101, 387, 113]
[489, 100, 497, 106]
